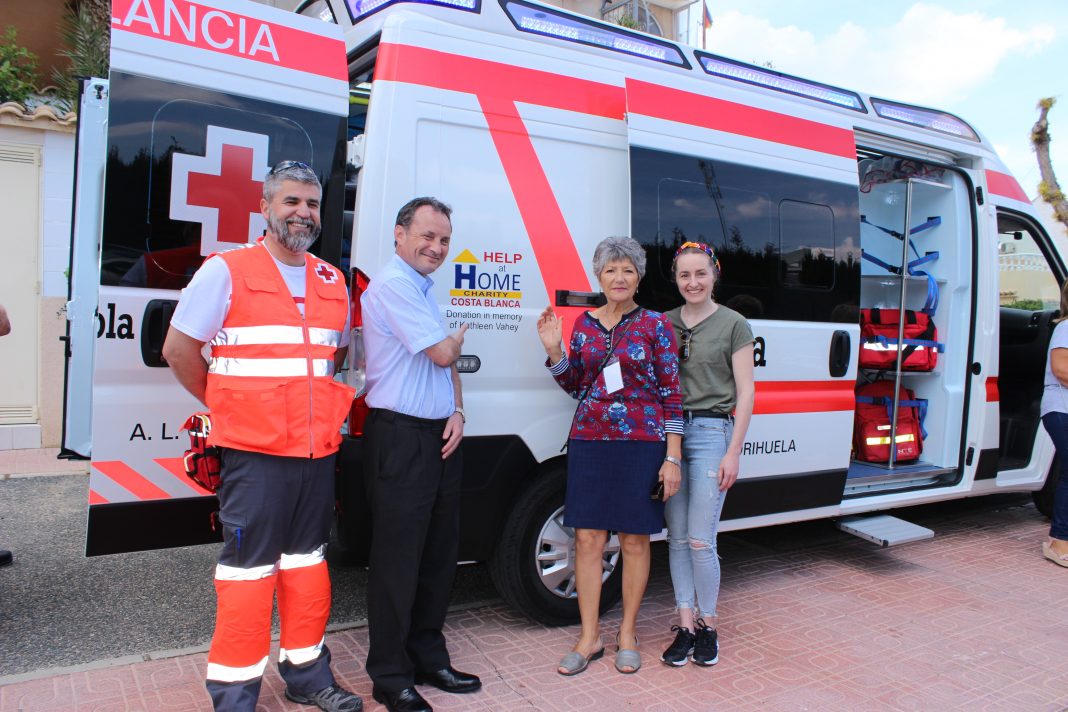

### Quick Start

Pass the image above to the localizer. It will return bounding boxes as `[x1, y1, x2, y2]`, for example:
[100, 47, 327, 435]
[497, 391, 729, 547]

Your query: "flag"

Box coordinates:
[702, 0, 713, 30]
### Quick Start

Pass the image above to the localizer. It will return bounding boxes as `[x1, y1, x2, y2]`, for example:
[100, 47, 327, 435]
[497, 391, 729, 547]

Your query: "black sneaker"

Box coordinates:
[285, 684, 363, 712]
[660, 625, 695, 667]
[691, 619, 719, 666]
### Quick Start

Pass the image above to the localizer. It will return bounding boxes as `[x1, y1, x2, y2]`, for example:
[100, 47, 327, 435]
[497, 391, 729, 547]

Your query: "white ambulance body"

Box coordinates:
[64, 0, 1063, 624]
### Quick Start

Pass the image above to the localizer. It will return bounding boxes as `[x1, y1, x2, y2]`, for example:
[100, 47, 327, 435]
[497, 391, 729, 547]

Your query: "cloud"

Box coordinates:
[708, 3, 1054, 105]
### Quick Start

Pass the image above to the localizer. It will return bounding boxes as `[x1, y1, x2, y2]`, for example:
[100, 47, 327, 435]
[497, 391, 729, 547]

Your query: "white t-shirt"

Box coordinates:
[1041, 320, 1068, 417]
[170, 251, 351, 346]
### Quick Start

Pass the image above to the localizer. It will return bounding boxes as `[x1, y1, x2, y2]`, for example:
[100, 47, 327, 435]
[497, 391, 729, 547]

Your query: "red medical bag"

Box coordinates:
[859, 308, 940, 372]
[853, 381, 924, 464]
[182, 412, 221, 493]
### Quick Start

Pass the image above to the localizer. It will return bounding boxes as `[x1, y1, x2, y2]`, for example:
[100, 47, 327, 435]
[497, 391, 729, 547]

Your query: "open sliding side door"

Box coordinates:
[624, 75, 861, 525]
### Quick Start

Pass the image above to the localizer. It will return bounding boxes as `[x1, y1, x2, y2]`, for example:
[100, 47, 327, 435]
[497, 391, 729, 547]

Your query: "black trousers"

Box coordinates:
[364, 408, 462, 692]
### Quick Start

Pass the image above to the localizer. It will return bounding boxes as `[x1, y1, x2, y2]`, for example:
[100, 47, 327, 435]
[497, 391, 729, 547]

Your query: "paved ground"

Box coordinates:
[2, 461, 1066, 710]
[0, 456, 497, 677]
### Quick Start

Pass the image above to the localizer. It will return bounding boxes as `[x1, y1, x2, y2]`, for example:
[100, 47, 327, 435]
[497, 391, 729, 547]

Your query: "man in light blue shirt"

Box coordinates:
[360, 197, 480, 712]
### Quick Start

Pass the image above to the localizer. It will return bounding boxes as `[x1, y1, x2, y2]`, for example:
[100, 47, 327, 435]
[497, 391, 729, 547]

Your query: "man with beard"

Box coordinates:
[163, 161, 361, 712]
[361, 198, 480, 712]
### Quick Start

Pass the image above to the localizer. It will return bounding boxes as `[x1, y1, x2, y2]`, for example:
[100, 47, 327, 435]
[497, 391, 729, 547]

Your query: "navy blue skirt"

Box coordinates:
[565, 439, 666, 534]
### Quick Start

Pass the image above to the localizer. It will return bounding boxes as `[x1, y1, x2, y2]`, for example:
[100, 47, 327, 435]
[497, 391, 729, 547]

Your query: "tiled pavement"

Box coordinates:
[0, 449, 87, 478]
[3, 498, 1068, 711]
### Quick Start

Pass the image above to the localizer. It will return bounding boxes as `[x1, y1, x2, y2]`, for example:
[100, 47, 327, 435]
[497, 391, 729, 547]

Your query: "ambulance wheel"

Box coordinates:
[1033, 456, 1061, 519]
[489, 464, 623, 626]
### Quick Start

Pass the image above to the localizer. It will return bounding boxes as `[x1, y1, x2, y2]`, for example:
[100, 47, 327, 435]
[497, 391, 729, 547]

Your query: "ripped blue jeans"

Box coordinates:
[665, 416, 731, 619]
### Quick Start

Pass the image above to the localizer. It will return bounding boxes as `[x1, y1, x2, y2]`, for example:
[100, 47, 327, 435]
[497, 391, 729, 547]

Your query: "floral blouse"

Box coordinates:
[548, 307, 683, 441]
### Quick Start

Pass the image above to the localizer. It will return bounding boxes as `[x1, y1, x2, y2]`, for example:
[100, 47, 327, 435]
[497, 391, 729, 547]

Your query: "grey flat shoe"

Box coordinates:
[557, 646, 604, 676]
[615, 633, 641, 674]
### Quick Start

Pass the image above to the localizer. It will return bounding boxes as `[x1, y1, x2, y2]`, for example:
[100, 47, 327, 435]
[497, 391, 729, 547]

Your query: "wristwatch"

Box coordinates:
[454, 407, 466, 423]
[663, 455, 681, 467]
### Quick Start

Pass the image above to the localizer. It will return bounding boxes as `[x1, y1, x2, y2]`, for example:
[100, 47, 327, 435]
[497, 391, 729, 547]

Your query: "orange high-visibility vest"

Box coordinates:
[205, 240, 355, 458]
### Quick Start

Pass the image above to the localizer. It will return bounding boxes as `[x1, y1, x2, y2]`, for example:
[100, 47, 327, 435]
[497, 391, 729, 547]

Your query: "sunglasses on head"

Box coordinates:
[268, 160, 311, 175]
[679, 328, 693, 362]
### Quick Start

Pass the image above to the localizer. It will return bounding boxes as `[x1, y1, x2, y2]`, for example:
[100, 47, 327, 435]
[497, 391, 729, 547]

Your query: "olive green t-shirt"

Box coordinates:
[667, 305, 753, 413]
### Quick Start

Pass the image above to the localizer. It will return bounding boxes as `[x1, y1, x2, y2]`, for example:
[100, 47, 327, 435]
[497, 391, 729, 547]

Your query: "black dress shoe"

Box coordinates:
[371, 686, 432, 712]
[414, 666, 482, 694]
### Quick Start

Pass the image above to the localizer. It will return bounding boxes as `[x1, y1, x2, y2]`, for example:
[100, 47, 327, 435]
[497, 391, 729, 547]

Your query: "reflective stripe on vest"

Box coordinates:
[212, 325, 342, 348]
[209, 357, 336, 378]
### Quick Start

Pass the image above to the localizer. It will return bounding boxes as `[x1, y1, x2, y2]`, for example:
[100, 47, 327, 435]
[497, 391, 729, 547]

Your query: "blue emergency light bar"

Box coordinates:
[695, 52, 865, 112]
[501, 0, 689, 68]
[870, 98, 979, 141]
[345, 0, 479, 24]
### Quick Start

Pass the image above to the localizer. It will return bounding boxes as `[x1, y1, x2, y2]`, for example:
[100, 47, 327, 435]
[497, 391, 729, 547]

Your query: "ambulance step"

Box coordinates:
[837, 515, 934, 547]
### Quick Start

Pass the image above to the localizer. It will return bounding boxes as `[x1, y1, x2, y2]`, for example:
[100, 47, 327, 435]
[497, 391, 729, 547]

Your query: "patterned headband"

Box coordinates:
[673, 241, 721, 274]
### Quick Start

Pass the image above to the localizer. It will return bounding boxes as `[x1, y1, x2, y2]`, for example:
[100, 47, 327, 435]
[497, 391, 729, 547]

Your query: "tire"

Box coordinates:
[489, 463, 623, 626]
[1033, 456, 1061, 519]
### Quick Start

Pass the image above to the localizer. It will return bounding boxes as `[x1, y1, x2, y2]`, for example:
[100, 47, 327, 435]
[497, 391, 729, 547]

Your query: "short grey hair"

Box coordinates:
[396, 197, 452, 228]
[263, 161, 321, 202]
[592, 236, 646, 279]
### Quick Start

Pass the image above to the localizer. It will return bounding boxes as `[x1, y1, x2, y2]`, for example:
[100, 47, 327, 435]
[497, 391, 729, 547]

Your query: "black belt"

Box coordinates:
[684, 409, 731, 420]
[370, 408, 450, 429]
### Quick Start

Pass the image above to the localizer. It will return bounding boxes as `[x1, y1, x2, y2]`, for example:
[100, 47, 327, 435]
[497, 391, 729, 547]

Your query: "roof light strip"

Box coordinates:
[345, 0, 479, 24]
[870, 99, 979, 141]
[696, 53, 865, 112]
[502, 0, 689, 68]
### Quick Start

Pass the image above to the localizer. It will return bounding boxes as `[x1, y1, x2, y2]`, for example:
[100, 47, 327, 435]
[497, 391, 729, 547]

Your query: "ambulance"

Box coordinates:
[63, 0, 1064, 625]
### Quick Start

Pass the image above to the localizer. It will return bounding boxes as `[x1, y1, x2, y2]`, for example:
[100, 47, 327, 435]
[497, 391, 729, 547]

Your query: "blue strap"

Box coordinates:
[860, 215, 942, 315]
[860, 215, 942, 240]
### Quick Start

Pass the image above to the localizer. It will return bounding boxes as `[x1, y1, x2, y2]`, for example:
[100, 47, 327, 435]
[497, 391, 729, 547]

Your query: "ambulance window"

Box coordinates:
[997, 214, 1062, 310]
[630, 145, 859, 321]
[296, 0, 337, 23]
[779, 200, 835, 288]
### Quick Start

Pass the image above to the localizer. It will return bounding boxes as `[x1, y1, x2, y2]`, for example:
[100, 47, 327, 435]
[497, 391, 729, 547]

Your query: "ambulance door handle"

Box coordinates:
[141, 299, 177, 368]
[829, 330, 850, 377]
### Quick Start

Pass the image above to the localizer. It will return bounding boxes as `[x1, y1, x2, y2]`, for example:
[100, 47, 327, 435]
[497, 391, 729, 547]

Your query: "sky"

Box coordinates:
[682, 1, 1068, 200]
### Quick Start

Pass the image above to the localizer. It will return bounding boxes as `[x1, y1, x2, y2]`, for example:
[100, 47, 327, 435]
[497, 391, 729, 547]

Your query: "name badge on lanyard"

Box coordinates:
[602, 357, 623, 394]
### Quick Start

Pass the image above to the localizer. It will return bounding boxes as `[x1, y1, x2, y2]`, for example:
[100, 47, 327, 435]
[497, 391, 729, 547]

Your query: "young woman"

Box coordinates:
[661, 242, 755, 667]
[538, 236, 683, 676]
[1040, 280, 1068, 568]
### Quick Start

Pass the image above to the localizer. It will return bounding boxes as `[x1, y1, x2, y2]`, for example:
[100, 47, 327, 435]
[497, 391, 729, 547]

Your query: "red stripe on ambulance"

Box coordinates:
[376, 43, 626, 119]
[93, 460, 173, 501]
[111, 0, 347, 81]
[986, 170, 1029, 203]
[986, 376, 999, 402]
[155, 456, 216, 496]
[753, 380, 856, 415]
[89, 489, 108, 505]
[626, 79, 857, 159]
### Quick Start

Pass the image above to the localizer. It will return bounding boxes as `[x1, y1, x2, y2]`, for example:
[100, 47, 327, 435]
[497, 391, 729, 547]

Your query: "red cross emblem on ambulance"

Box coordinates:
[170, 126, 271, 256]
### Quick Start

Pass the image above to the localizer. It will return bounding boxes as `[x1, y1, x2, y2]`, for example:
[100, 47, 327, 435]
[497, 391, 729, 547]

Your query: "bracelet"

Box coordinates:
[663, 455, 681, 467]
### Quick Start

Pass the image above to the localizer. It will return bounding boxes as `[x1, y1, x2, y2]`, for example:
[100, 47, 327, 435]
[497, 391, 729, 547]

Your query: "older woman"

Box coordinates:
[537, 236, 683, 676]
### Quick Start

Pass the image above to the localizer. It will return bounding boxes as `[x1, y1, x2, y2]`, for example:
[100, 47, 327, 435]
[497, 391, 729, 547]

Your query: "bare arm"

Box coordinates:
[1052, 348, 1068, 386]
[719, 343, 755, 491]
[162, 327, 209, 405]
[0, 305, 9, 337]
[441, 363, 464, 458]
[424, 324, 469, 367]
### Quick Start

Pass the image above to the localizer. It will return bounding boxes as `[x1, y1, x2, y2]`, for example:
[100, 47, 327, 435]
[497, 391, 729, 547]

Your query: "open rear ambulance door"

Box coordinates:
[624, 69, 862, 526]
[62, 0, 349, 556]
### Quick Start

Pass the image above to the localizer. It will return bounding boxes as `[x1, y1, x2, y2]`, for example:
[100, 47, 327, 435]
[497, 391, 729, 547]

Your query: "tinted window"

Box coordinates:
[631, 146, 859, 320]
[101, 71, 346, 289]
